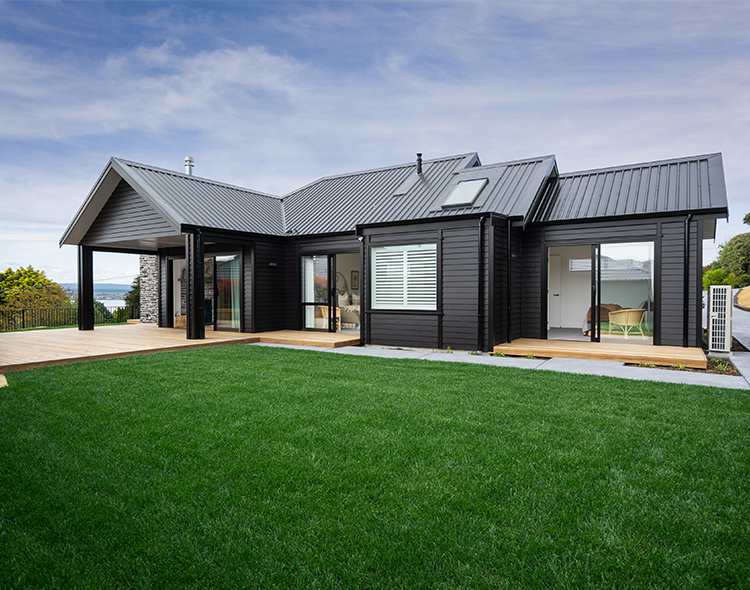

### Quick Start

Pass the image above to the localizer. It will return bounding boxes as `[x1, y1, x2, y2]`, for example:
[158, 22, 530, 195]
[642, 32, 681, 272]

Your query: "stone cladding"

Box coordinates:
[140, 254, 159, 324]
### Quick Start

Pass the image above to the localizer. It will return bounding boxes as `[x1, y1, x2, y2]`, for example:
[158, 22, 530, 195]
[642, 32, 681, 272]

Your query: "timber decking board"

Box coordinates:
[252, 330, 361, 348]
[0, 324, 361, 373]
[495, 338, 707, 369]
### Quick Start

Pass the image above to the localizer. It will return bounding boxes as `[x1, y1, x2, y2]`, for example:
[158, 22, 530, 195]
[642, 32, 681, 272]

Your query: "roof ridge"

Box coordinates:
[559, 152, 722, 178]
[463, 154, 555, 172]
[112, 157, 282, 200]
[280, 152, 478, 198]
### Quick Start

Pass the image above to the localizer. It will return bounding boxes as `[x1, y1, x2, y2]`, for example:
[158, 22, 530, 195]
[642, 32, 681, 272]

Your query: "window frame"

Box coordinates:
[370, 243, 438, 311]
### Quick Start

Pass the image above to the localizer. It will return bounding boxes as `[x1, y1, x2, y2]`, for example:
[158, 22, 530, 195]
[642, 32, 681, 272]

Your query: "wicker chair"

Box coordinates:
[607, 308, 647, 338]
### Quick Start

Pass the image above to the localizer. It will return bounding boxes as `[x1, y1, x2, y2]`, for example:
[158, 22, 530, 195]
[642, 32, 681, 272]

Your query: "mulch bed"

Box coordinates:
[625, 337, 747, 376]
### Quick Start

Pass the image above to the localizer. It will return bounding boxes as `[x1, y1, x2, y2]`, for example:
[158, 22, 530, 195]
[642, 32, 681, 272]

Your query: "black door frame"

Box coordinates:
[301, 254, 336, 332]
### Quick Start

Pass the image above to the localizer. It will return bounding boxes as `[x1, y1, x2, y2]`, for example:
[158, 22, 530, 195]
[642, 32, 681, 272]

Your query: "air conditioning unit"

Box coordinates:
[708, 285, 733, 353]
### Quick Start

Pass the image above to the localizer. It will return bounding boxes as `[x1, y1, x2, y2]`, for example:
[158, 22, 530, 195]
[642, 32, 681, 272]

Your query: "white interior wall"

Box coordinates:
[550, 245, 591, 328]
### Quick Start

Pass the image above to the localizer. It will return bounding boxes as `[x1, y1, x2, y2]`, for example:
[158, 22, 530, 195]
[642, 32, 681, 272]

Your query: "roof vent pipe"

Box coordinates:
[416, 153, 423, 175]
[185, 156, 194, 176]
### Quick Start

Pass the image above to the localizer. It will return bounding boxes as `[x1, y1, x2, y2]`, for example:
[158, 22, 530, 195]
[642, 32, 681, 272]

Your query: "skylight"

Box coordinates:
[442, 178, 488, 208]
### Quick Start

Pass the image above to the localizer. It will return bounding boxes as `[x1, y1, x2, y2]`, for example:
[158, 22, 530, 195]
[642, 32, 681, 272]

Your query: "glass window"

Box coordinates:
[371, 244, 437, 310]
[442, 178, 488, 208]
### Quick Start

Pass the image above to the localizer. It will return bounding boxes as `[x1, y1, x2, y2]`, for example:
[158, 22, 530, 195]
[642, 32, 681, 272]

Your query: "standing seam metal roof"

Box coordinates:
[62, 151, 729, 248]
[114, 158, 285, 236]
[280, 154, 480, 235]
[532, 153, 727, 224]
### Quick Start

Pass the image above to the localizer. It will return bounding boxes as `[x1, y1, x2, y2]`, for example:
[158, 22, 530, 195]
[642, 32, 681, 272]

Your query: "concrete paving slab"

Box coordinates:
[536, 357, 626, 376]
[419, 352, 547, 369]
[248, 340, 750, 390]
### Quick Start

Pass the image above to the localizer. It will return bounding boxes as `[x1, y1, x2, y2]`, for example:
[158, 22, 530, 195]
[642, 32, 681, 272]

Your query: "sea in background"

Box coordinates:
[59, 284, 131, 309]
[99, 299, 127, 309]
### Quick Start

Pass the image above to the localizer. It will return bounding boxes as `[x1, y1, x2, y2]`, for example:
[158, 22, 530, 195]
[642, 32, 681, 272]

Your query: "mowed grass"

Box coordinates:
[1, 346, 748, 589]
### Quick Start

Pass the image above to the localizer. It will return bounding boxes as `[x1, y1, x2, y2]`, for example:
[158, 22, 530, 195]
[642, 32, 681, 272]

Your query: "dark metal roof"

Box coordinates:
[532, 153, 728, 224]
[62, 150, 729, 249]
[114, 159, 285, 235]
[280, 153, 480, 235]
[425, 155, 557, 222]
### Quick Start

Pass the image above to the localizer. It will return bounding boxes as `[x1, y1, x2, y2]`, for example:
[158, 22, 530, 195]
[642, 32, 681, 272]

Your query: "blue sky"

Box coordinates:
[1, 0, 748, 284]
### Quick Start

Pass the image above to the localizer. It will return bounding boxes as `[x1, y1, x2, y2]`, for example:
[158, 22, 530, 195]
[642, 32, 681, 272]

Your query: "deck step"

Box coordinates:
[495, 338, 707, 369]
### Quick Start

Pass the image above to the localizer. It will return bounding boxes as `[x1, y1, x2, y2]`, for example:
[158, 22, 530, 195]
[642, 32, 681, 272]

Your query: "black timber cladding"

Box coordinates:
[83, 179, 178, 245]
[362, 219, 493, 351]
[252, 238, 286, 333]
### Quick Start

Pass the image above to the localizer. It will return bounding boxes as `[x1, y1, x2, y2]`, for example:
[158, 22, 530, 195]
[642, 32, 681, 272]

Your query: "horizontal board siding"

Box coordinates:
[442, 226, 479, 350]
[368, 230, 439, 245]
[284, 242, 301, 330]
[253, 238, 286, 332]
[295, 235, 360, 254]
[242, 246, 253, 332]
[543, 220, 658, 243]
[493, 223, 508, 345]
[369, 314, 439, 348]
[659, 222, 685, 346]
[84, 180, 178, 244]
[520, 226, 541, 338]
[659, 219, 701, 347]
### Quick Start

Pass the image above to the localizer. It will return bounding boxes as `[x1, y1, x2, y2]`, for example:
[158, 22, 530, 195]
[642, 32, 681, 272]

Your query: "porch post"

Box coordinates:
[185, 231, 205, 340]
[77, 245, 95, 330]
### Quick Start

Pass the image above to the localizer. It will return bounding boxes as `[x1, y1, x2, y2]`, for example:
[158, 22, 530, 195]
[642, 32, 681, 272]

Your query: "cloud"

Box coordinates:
[1, 0, 748, 279]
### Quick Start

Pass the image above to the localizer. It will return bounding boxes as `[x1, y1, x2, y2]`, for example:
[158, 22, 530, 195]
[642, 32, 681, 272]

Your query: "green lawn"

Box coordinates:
[1, 346, 748, 589]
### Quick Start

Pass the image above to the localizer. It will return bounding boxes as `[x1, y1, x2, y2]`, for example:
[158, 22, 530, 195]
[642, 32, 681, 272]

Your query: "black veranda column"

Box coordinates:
[185, 231, 205, 340]
[77, 245, 95, 330]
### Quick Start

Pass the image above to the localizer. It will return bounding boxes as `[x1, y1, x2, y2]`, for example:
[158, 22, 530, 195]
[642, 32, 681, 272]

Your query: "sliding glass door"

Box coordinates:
[548, 241, 654, 344]
[596, 242, 654, 343]
[215, 254, 241, 331]
[302, 255, 334, 331]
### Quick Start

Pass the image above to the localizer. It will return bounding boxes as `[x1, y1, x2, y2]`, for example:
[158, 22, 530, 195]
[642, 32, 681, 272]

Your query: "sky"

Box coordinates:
[1, 0, 748, 285]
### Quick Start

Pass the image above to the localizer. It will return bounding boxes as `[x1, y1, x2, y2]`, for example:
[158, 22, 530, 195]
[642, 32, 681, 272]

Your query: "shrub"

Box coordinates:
[718, 233, 750, 276]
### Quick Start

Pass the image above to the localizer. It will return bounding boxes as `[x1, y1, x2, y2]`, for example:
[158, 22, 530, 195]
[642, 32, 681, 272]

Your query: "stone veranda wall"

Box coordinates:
[140, 254, 158, 324]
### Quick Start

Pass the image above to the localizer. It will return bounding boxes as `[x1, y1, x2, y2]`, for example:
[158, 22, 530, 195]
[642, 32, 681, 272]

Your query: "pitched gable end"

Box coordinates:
[82, 179, 179, 246]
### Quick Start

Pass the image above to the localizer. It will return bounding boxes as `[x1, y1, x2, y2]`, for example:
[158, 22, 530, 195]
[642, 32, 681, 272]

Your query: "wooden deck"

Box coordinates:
[0, 324, 361, 374]
[495, 338, 707, 369]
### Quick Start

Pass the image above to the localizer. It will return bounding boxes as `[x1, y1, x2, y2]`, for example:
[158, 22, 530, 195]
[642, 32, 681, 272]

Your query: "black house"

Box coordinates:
[60, 151, 728, 351]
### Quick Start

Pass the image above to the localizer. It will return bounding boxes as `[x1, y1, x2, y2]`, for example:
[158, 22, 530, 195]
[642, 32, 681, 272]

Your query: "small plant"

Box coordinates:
[711, 358, 732, 373]
[675, 363, 688, 371]
[638, 362, 655, 368]
[525, 353, 536, 359]
[469, 351, 481, 356]
[494, 351, 505, 357]
[445, 346, 452, 354]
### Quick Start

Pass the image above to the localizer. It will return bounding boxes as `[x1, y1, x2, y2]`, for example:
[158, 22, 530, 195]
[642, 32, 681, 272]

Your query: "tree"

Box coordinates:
[124, 276, 140, 309]
[0, 266, 74, 309]
[718, 233, 750, 276]
[743, 212, 750, 226]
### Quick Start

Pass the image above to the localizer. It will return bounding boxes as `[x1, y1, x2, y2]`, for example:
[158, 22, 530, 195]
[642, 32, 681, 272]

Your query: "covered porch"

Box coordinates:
[495, 338, 707, 369]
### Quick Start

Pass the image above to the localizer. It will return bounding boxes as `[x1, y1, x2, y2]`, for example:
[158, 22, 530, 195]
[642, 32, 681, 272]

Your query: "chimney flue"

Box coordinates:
[184, 156, 194, 175]
[416, 153, 423, 175]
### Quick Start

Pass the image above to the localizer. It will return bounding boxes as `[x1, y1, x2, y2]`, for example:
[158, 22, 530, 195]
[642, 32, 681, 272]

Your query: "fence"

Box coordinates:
[0, 304, 139, 332]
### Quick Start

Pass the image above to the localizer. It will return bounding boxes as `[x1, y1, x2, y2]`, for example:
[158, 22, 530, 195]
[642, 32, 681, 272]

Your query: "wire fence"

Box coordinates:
[0, 304, 139, 332]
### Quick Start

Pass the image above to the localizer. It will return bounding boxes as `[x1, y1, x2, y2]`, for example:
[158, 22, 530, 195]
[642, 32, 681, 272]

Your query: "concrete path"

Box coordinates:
[250, 300, 750, 390]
